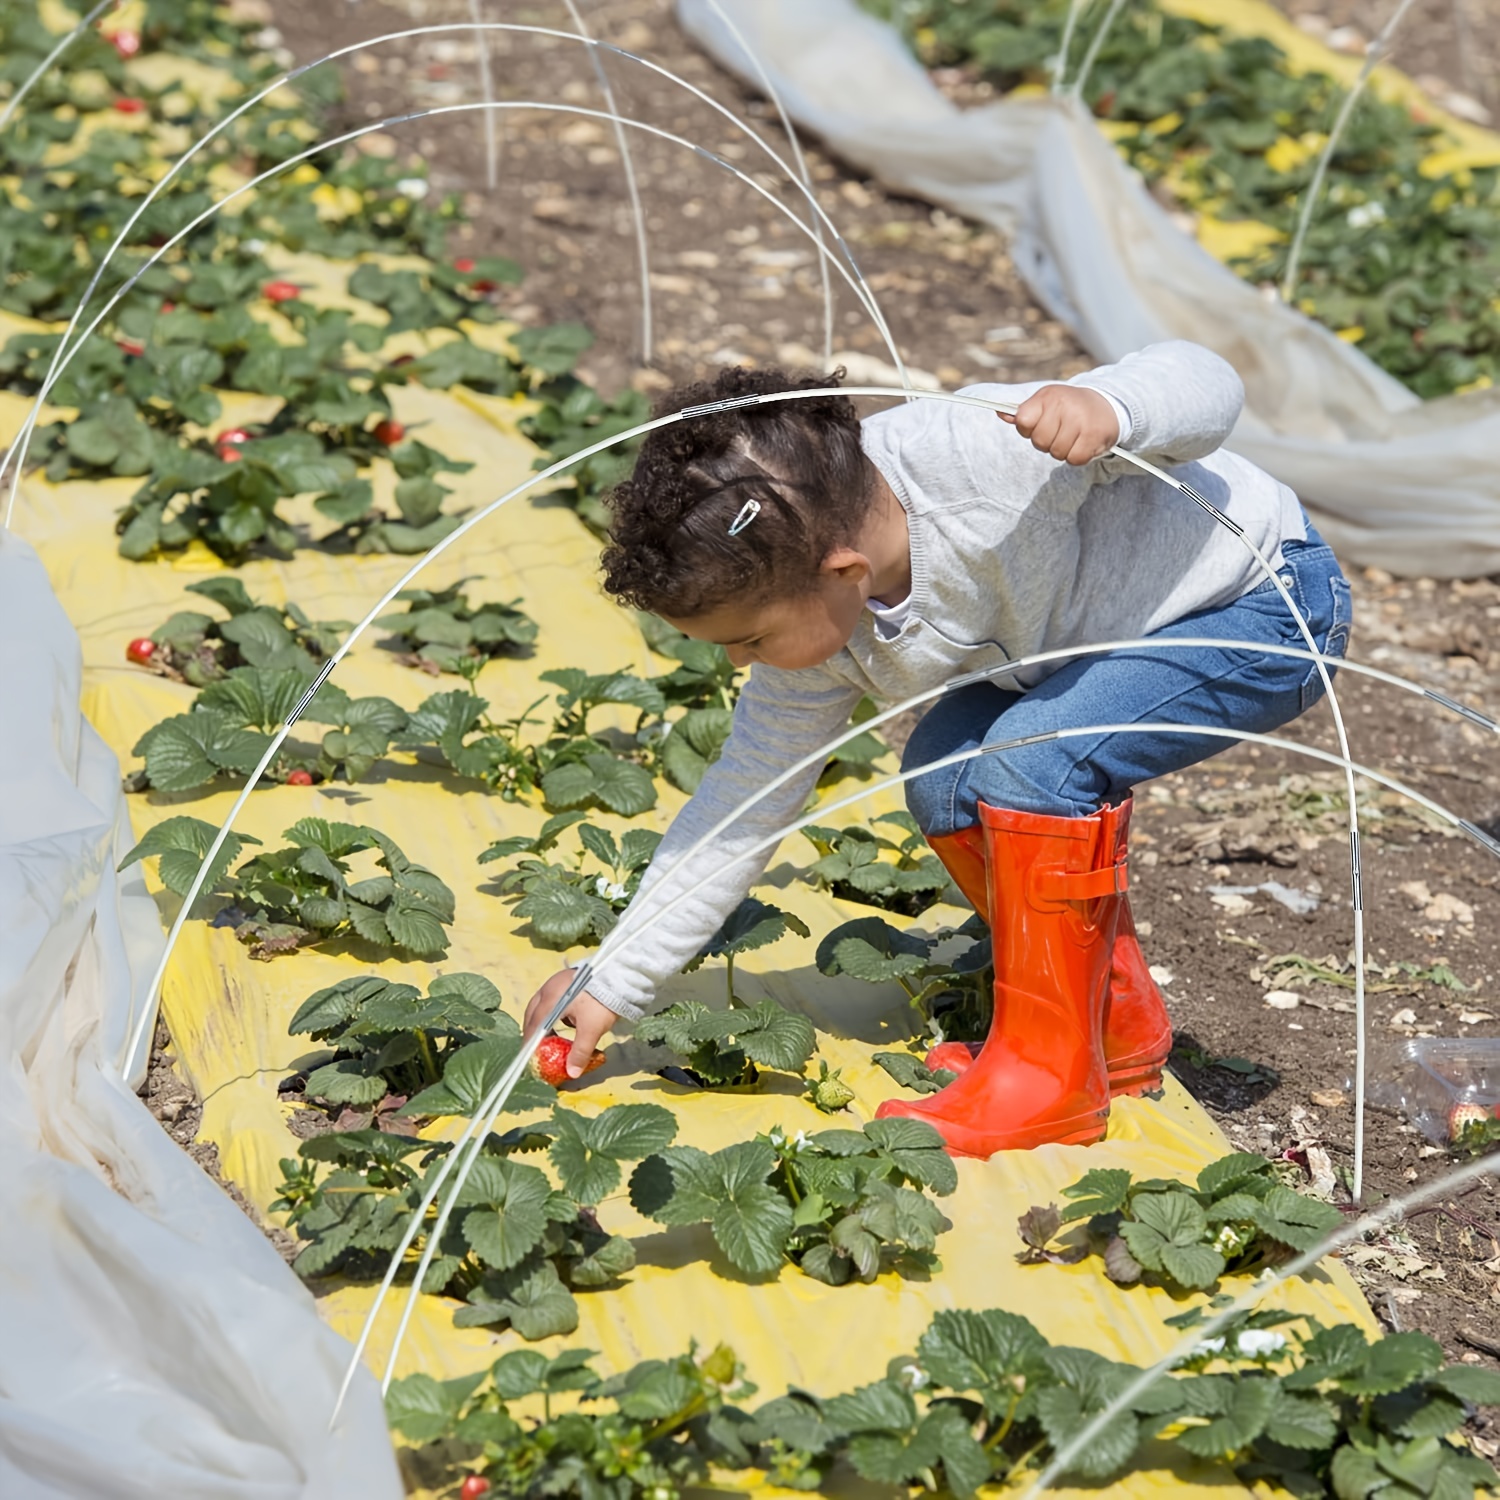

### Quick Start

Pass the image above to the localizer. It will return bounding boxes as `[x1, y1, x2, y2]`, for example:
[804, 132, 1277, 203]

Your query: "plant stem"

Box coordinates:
[417, 1028, 440, 1085]
[726, 952, 741, 1008]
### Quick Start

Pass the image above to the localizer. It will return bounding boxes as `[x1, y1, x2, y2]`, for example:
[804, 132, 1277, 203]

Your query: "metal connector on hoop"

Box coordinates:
[682, 393, 763, 418]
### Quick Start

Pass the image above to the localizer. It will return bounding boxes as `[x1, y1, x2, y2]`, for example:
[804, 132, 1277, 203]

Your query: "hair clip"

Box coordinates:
[727, 497, 761, 536]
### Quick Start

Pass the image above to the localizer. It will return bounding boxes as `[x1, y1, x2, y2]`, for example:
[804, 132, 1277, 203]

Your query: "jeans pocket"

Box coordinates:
[1301, 572, 1353, 711]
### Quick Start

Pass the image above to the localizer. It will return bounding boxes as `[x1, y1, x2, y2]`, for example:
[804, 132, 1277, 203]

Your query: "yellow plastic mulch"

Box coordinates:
[11, 246, 1382, 1493]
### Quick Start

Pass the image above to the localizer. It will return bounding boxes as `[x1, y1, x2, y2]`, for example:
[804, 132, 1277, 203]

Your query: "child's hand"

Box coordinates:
[523, 968, 620, 1078]
[1001, 385, 1120, 465]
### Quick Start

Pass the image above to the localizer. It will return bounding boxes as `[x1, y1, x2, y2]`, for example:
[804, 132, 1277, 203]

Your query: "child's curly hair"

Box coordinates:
[600, 365, 878, 619]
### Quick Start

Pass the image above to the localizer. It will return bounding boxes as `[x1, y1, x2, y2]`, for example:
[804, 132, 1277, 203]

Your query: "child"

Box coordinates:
[523, 344, 1352, 1158]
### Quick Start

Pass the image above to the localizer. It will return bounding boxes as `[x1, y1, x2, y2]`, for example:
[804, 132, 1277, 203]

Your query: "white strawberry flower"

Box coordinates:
[396, 177, 430, 199]
[1234, 1329, 1287, 1360]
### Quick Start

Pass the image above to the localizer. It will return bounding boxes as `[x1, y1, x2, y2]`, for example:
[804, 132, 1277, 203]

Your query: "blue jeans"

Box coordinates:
[903, 531, 1353, 831]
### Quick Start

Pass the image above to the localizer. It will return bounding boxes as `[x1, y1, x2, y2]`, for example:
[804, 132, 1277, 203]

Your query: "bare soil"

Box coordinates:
[135, 0, 1500, 1424]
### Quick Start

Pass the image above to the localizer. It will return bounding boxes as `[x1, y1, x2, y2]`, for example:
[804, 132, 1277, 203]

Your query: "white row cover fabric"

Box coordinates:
[0, 531, 399, 1499]
[678, 0, 1500, 578]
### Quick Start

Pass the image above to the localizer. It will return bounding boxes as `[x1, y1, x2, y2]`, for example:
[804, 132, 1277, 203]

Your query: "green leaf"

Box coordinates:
[696, 897, 811, 961]
[862, 1117, 959, 1196]
[1158, 1240, 1227, 1290]
[1197, 1152, 1274, 1198]
[1033, 1385, 1141, 1481]
[1264, 1387, 1342, 1450]
[823, 1379, 918, 1434]
[1174, 1375, 1278, 1459]
[872, 1050, 954, 1095]
[568, 1232, 636, 1287]
[1060, 1167, 1133, 1221]
[1431, 1365, 1500, 1406]
[917, 1307, 1048, 1398]
[513, 321, 593, 375]
[815, 916, 929, 982]
[1133, 1191, 1208, 1245]
[384, 902, 451, 958]
[584, 754, 658, 817]
[403, 1036, 554, 1118]
[455, 1257, 579, 1339]
[583, 1102, 678, 1160]
[1250, 1185, 1343, 1251]
[118, 815, 259, 898]
[733, 1000, 817, 1073]
[1342, 1333, 1446, 1397]
[303, 1056, 390, 1106]
[458, 1157, 553, 1270]
[709, 1142, 794, 1276]
[384, 1371, 484, 1443]
[511, 875, 612, 948]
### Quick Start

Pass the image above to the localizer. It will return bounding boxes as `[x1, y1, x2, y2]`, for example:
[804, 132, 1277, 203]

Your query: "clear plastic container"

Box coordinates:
[1365, 1038, 1500, 1143]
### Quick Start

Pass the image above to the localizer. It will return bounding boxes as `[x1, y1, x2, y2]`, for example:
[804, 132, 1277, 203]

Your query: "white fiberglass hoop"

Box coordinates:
[361, 715, 1488, 1416]
[1281, 0, 1420, 302]
[0, 0, 114, 134]
[0, 19, 886, 521]
[559, 0, 654, 363]
[703, 0, 835, 363]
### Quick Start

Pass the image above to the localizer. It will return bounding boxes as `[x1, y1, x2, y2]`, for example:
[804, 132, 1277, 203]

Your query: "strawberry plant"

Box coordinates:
[864, 0, 1500, 399]
[479, 817, 660, 949]
[801, 813, 952, 916]
[628, 1118, 955, 1285]
[816, 913, 993, 1041]
[379, 581, 538, 675]
[1017, 1152, 1345, 1292]
[135, 578, 348, 686]
[275, 1097, 677, 1338]
[0, 1, 660, 563]
[387, 1342, 755, 1498]
[286, 972, 514, 1114]
[120, 816, 455, 959]
[127, 667, 408, 792]
[637, 899, 816, 1088]
[387, 1304, 1500, 1499]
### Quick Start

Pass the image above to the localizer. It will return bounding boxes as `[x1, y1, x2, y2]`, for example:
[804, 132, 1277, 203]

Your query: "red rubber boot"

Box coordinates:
[926, 796, 1172, 1097]
[1098, 798, 1173, 1096]
[876, 801, 1125, 1157]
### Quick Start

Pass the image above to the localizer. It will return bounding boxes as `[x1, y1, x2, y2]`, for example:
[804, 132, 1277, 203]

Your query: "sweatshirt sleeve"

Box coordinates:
[582, 661, 863, 1022]
[1068, 340, 1244, 470]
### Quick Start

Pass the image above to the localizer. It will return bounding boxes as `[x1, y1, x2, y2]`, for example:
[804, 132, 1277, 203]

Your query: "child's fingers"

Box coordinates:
[565, 1002, 615, 1077]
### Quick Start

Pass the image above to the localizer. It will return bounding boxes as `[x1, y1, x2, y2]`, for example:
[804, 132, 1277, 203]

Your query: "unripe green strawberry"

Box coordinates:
[805, 1061, 854, 1113]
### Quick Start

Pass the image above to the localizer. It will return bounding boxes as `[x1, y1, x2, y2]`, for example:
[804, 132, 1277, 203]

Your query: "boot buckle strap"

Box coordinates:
[1036, 862, 1129, 902]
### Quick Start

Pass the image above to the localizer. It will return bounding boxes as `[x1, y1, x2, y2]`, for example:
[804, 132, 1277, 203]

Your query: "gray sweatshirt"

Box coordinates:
[586, 341, 1304, 1020]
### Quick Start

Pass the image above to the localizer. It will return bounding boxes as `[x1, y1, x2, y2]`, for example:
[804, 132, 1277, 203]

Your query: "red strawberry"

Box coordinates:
[126, 637, 155, 665]
[263, 281, 300, 304]
[286, 768, 314, 786]
[113, 96, 146, 114]
[471, 279, 500, 294]
[1449, 1102, 1492, 1142]
[924, 1041, 979, 1077]
[111, 29, 142, 58]
[453, 257, 476, 274]
[531, 1034, 605, 1088]
[372, 418, 405, 445]
[459, 1477, 491, 1500]
[117, 338, 145, 358]
[219, 447, 243, 463]
[161, 301, 176, 313]
[215, 428, 251, 450]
